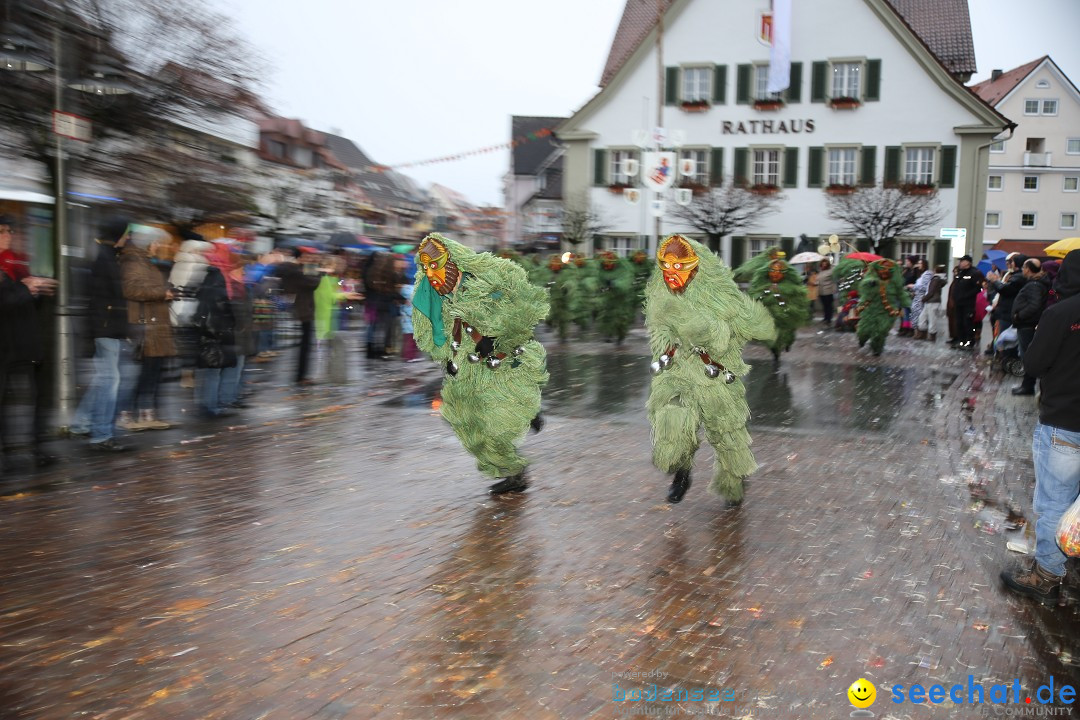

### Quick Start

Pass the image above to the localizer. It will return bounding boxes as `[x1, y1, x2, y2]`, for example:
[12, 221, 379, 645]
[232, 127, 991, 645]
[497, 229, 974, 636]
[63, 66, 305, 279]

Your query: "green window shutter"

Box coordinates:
[855, 238, 872, 253]
[783, 147, 799, 188]
[781, 237, 795, 258]
[933, 239, 951, 268]
[665, 67, 680, 106]
[808, 146, 824, 187]
[884, 146, 901, 185]
[713, 65, 727, 104]
[865, 59, 881, 101]
[736, 64, 752, 105]
[811, 61, 828, 102]
[733, 147, 749, 185]
[784, 62, 803, 103]
[709, 147, 724, 186]
[594, 149, 607, 186]
[939, 145, 957, 188]
[730, 236, 746, 268]
[859, 146, 877, 185]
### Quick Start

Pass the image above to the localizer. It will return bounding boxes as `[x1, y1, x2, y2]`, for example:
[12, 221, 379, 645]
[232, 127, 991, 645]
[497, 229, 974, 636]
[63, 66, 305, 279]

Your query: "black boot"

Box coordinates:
[667, 468, 692, 503]
[530, 414, 545, 433]
[489, 473, 527, 494]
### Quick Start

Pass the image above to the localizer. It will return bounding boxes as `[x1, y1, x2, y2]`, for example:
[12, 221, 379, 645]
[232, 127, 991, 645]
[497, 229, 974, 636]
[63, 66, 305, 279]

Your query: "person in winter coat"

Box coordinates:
[1001, 249, 1080, 605]
[989, 254, 1028, 337]
[908, 259, 932, 337]
[916, 265, 948, 341]
[119, 226, 176, 430]
[168, 235, 213, 389]
[275, 249, 322, 384]
[0, 215, 57, 470]
[193, 261, 237, 417]
[206, 241, 252, 411]
[948, 255, 985, 348]
[817, 259, 836, 325]
[69, 216, 131, 450]
[1011, 258, 1053, 396]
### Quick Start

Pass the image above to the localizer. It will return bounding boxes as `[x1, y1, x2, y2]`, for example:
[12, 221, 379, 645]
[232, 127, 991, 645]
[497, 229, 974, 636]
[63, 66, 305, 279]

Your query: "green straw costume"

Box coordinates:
[855, 258, 910, 356]
[746, 254, 810, 360]
[594, 251, 637, 344]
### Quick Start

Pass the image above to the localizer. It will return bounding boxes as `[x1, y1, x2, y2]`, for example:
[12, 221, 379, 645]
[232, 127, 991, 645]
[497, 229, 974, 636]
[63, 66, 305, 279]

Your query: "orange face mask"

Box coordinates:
[657, 235, 699, 293]
[417, 236, 459, 295]
[768, 260, 786, 283]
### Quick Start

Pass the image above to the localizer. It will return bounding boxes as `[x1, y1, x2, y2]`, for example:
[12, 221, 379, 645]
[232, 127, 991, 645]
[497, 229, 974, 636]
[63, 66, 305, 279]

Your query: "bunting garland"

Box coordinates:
[369, 127, 555, 173]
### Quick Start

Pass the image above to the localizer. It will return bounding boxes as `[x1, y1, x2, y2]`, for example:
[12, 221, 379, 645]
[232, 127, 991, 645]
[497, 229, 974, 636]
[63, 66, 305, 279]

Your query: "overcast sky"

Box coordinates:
[218, 0, 1080, 206]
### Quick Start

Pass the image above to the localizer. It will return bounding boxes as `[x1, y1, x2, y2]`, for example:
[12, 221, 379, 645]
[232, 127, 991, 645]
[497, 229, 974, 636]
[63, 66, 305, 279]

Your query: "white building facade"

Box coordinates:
[973, 58, 1080, 249]
[557, 0, 1010, 267]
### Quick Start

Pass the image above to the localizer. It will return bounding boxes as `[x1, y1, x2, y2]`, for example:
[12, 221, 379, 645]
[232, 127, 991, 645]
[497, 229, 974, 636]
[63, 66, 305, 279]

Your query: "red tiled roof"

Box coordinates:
[990, 240, 1057, 257]
[971, 57, 1046, 106]
[599, 0, 976, 88]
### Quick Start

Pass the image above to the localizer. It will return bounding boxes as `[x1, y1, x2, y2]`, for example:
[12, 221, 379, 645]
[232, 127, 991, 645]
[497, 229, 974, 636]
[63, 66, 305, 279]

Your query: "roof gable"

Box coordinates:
[971, 56, 1080, 108]
[511, 116, 564, 175]
[600, 0, 976, 88]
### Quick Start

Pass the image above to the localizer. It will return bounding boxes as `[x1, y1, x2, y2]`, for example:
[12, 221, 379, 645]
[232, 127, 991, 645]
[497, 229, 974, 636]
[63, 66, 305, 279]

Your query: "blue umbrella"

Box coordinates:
[977, 260, 992, 275]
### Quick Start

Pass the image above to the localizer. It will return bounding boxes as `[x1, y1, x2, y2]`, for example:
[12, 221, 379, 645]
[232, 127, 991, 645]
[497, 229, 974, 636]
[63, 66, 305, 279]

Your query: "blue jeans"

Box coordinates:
[219, 355, 245, 407]
[196, 367, 223, 415]
[71, 338, 123, 443]
[1032, 422, 1080, 577]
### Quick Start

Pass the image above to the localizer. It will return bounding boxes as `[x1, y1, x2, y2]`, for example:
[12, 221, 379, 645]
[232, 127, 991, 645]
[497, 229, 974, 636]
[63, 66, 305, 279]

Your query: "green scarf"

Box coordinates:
[413, 278, 446, 346]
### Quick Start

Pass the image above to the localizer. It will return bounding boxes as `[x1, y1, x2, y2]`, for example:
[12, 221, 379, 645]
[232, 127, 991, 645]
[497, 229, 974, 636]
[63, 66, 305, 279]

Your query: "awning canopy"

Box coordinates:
[0, 189, 54, 205]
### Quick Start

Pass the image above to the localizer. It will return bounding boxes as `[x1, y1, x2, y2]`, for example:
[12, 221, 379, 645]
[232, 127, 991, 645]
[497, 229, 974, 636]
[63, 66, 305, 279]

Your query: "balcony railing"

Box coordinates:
[1024, 151, 1052, 167]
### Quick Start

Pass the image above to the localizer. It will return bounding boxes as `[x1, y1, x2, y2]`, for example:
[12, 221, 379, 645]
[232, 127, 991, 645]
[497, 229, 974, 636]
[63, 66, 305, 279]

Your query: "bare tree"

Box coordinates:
[560, 193, 609, 252]
[825, 183, 946, 253]
[669, 179, 784, 252]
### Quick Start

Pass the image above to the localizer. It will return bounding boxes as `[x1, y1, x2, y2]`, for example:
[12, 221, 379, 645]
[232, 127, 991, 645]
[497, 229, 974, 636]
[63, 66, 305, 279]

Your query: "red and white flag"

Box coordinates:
[767, 0, 792, 94]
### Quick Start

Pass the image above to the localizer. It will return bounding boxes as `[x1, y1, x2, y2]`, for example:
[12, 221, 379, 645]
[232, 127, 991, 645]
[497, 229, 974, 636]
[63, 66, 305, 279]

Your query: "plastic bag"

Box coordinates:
[1056, 495, 1080, 557]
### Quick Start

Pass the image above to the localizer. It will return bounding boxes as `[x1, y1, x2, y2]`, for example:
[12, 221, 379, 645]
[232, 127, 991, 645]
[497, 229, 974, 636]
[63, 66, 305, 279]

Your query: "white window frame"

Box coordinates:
[747, 236, 778, 258]
[607, 235, 639, 257]
[898, 240, 929, 262]
[1042, 99, 1059, 115]
[751, 147, 781, 186]
[830, 61, 862, 99]
[1036, 79, 1051, 89]
[987, 175, 1003, 191]
[678, 148, 709, 185]
[1067, 138, 1080, 155]
[753, 64, 782, 101]
[1023, 175, 1040, 192]
[1020, 212, 1037, 229]
[1065, 176, 1079, 192]
[1024, 99, 1040, 115]
[681, 66, 712, 103]
[985, 211, 1001, 229]
[990, 140, 1005, 153]
[1061, 212, 1077, 231]
[609, 148, 640, 186]
[826, 146, 858, 186]
[902, 146, 936, 184]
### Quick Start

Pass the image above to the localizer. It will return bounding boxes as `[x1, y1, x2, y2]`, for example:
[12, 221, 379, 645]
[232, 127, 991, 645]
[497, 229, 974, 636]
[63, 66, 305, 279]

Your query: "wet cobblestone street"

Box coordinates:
[1, 326, 1078, 719]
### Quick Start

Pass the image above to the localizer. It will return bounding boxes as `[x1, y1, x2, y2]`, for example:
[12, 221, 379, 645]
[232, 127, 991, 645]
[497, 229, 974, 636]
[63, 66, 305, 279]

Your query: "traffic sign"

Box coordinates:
[938, 227, 967, 240]
[52, 111, 91, 142]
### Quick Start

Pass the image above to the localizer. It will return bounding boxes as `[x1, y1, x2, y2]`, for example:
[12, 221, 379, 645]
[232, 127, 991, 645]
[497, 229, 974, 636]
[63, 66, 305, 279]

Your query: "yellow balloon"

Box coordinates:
[848, 678, 876, 709]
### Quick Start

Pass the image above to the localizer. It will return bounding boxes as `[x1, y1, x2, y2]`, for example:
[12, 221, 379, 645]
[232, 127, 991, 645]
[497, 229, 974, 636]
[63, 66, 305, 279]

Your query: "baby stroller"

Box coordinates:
[993, 326, 1024, 377]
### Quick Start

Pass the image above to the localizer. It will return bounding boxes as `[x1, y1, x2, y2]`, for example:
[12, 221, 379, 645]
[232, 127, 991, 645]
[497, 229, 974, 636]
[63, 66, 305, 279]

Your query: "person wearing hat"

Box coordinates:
[948, 255, 984, 349]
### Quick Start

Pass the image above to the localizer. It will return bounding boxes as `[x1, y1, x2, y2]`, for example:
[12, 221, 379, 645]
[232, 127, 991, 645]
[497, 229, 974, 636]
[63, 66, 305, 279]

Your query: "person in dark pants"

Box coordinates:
[817, 259, 835, 325]
[0, 215, 57, 471]
[275, 249, 321, 385]
[1001, 250, 1080, 605]
[948, 255, 984, 349]
[1011, 258, 1052, 396]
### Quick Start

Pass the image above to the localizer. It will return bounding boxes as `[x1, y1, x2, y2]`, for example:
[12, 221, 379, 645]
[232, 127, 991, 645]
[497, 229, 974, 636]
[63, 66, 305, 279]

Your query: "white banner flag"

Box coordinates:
[767, 0, 792, 94]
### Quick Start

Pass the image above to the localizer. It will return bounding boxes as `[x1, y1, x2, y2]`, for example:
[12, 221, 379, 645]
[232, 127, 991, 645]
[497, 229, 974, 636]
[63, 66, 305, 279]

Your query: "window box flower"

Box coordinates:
[680, 99, 710, 113]
[752, 99, 785, 111]
[608, 183, 634, 194]
[678, 181, 709, 193]
[749, 183, 781, 195]
[825, 184, 857, 195]
[828, 96, 862, 110]
[899, 182, 936, 196]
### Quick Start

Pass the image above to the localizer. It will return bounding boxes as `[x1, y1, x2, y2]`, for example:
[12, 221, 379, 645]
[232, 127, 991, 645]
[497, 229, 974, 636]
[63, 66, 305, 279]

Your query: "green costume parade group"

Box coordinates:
[412, 232, 906, 504]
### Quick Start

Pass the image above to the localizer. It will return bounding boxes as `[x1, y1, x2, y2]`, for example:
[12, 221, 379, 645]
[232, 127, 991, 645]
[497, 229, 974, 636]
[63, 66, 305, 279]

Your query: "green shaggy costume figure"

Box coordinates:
[646, 235, 776, 505]
[594, 251, 637, 344]
[855, 258, 909, 356]
[412, 233, 550, 494]
[535, 254, 577, 342]
[834, 255, 870, 297]
[747, 254, 810, 361]
[732, 246, 783, 284]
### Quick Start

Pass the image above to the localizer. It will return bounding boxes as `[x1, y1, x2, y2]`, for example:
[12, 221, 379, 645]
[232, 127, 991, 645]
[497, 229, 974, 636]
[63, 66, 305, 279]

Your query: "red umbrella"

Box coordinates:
[845, 251, 883, 262]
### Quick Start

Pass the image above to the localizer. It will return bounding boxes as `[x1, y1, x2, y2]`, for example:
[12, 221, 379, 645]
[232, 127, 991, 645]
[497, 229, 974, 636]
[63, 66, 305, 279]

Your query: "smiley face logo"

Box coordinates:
[847, 678, 876, 709]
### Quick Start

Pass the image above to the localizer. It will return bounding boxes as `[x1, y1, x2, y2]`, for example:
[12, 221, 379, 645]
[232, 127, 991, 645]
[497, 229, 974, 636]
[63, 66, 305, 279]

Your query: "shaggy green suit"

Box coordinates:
[747, 258, 810, 356]
[412, 235, 550, 478]
[595, 256, 637, 343]
[855, 260, 910, 355]
[645, 238, 776, 502]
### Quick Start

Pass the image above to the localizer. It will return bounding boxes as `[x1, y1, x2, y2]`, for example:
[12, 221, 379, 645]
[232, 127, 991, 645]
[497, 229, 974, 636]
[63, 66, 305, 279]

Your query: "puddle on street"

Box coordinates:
[385, 353, 959, 435]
